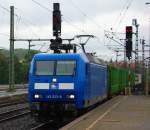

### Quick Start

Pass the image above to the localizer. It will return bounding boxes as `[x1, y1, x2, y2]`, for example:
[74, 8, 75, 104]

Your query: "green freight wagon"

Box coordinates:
[108, 65, 135, 97]
[108, 65, 121, 96]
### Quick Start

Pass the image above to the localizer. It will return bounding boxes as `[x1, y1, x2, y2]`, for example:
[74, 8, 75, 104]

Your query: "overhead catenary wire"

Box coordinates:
[104, 0, 134, 52]
[106, 0, 135, 52]
[113, 0, 130, 29]
[14, 15, 21, 38]
[15, 7, 50, 34]
[31, 0, 88, 35]
[66, 0, 115, 55]
[0, 1, 111, 55]
[0, 3, 40, 38]
[0, 4, 47, 52]
[0, 3, 10, 13]
[32, 0, 52, 12]
[19, 0, 107, 49]
[67, 0, 109, 42]
[68, 0, 105, 31]
[105, 32, 124, 47]
[0, 33, 9, 37]
[14, 9, 41, 38]
[31, 0, 88, 50]
[68, 0, 125, 55]
[38, 42, 48, 51]
[63, 0, 114, 55]
[105, 30, 125, 45]
[114, 0, 134, 31]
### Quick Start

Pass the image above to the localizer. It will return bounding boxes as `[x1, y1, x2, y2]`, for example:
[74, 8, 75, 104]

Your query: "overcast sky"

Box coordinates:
[0, 0, 149, 61]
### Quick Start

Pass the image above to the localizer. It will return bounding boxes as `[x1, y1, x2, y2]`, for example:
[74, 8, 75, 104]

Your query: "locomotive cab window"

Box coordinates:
[35, 61, 54, 75]
[56, 61, 76, 76]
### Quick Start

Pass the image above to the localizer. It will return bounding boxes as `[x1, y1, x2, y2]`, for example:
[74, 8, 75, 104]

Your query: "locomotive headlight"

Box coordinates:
[70, 95, 75, 99]
[34, 94, 40, 99]
[68, 94, 75, 99]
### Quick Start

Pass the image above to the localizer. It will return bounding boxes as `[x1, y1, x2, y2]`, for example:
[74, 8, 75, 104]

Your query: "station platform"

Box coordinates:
[60, 95, 150, 130]
[0, 88, 27, 98]
[0, 84, 27, 91]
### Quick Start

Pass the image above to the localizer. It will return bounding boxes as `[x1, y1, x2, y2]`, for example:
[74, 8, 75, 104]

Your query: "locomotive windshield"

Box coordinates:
[35, 61, 55, 75]
[35, 60, 76, 76]
[56, 61, 75, 75]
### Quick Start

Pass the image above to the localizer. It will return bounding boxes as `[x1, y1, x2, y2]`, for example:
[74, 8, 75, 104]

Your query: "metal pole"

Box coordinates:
[145, 2, 150, 95]
[132, 19, 139, 72]
[148, 18, 150, 69]
[135, 24, 139, 72]
[28, 40, 31, 54]
[142, 39, 145, 68]
[142, 39, 146, 93]
[146, 67, 149, 95]
[116, 50, 119, 64]
[9, 6, 15, 91]
[124, 42, 126, 68]
[147, 19, 150, 95]
[128, 61, 131, 95]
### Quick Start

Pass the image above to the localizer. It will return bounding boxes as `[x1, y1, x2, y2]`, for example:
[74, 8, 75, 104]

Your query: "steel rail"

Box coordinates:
[0, 106, 29, 118]
[0, 110, 30, 123]
[30, 120, 52, 130]
[0, 101, 27, 108]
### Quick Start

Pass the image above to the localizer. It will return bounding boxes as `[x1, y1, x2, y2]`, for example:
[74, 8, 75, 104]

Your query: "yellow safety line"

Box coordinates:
[86, 96, 128, 130]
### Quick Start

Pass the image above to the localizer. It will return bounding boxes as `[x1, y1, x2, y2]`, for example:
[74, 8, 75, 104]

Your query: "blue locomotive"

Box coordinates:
[28, 53, 108, 120]
[28, 3, 137, 121]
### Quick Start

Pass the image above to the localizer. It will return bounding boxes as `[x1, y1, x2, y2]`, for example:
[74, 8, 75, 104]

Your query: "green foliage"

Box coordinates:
[24, 50, 39, 62]
[0, 52, 9, 84]
[21, 50, 40, 83]
[0, 49, 39, 84]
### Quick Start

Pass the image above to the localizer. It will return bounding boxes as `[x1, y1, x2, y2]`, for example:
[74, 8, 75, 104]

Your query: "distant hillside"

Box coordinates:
[0, 49, 40, 60]
[15, 49, 36, 60]
[0, 49, 9, 57]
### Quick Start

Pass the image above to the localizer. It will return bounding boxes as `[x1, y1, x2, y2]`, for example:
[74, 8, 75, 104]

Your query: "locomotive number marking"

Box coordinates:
[47, 95, 62, 99]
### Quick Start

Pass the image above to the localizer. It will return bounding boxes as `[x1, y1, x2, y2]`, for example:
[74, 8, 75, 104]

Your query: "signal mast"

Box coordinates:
[50, 3, 94, 54]
[125, 26, 133, 60]
[50, 3, 76, 53]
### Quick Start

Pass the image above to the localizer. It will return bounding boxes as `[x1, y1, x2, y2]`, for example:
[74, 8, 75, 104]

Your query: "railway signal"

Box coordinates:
[51, 3, 77, 53]
[53, 3, 61, 37]
[125, 26, 133, 60]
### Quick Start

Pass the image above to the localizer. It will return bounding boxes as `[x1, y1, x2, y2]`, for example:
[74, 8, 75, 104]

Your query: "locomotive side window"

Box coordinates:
[35, 61, 54, 75]
[56, 61, 76, 76]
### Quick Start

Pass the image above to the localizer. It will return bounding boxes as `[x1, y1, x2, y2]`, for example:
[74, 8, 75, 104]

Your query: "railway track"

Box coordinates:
[30, 121, 53, 130]
[30, 116, 77, 130]
[0, 100, 27, 108]
[0, 111, 30, 123]
[0, 106, 30, 123]
[0, 93, 27, 108]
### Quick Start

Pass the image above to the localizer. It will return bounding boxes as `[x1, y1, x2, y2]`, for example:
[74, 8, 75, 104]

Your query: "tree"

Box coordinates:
[22, 50, 39, 83]
[0, 49, 39, 84]
[0, 52, 9, 84]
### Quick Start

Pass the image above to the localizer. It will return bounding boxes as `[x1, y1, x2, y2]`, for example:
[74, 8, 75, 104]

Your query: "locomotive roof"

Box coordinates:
[34, 53, 107, 65]
[85, 53, 107, 65]
[33, 53, 88, 62]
